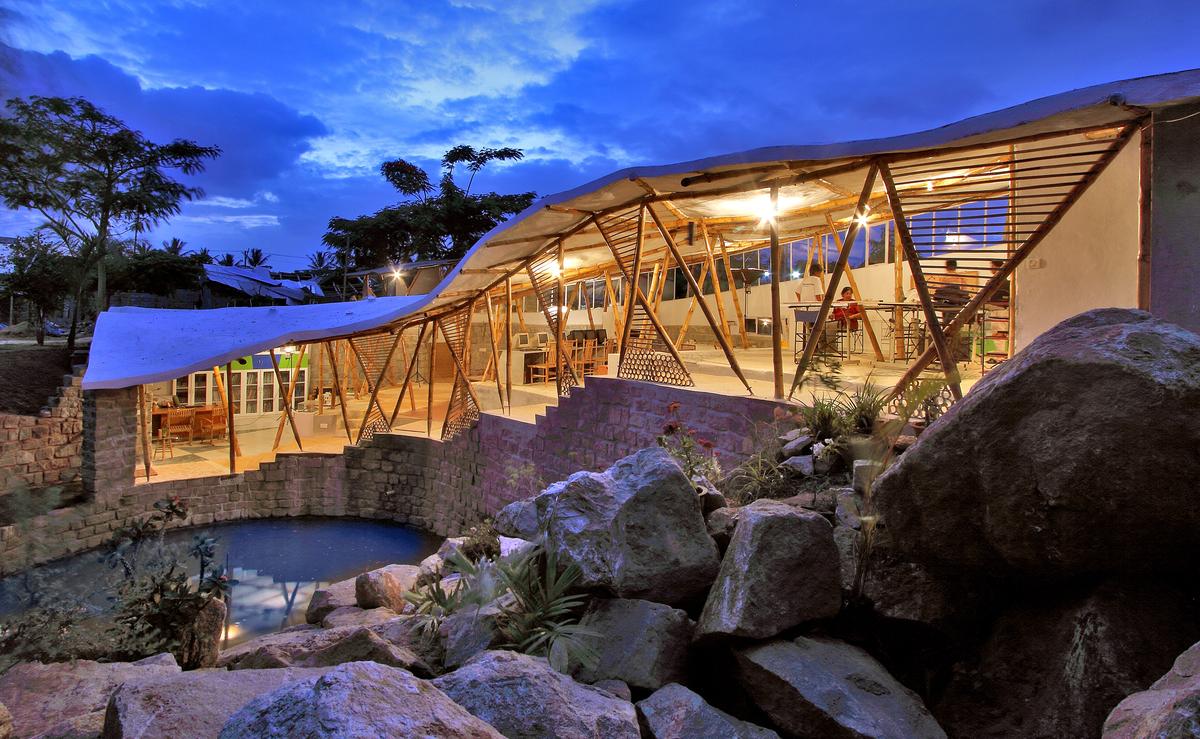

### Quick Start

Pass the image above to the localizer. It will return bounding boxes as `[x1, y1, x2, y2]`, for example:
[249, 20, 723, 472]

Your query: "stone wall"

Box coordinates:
[1, 377, 785, 574]
[0, 370, 85, 495]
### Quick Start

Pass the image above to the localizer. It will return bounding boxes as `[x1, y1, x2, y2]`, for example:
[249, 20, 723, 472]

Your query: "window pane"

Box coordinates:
[230, 373, 241, 414]
[245, 372, 258, 414]
[293, 369, 306, 409]
[174, 377, 188, 406]
[192, 372, 207, 405]
[262, 373, 275, 413]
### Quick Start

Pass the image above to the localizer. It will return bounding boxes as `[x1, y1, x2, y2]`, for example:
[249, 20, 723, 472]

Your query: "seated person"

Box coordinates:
[831, 286, 863, 330]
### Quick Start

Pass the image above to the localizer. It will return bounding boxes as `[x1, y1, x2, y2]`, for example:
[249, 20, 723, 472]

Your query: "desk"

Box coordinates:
[498, 348, 552, 385]
[788, 301, 925, 361]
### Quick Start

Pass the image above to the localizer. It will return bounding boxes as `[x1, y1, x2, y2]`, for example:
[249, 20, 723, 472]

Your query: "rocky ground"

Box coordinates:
[0, 307, 1197, 738]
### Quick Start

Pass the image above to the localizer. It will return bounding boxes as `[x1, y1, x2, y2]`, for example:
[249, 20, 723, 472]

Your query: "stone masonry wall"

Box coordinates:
[0, 369, 85, 495]
[1, 377, 786, 574]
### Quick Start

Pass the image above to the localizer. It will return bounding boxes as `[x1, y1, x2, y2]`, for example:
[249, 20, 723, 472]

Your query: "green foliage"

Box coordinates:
[656, 401, 722, 483]
[106, 249, 203, 295]
[402, 574, 463, 640]
[0, 494, 233, 672]
[799, 395, 847, 441]
[0, 95, 219, 347]
[723, 449, 789, 506]
[0, 233, 75, 343]
[459, 519, 501, 563]
[836, 380, 889, 436]
[497, 546, 597, 673]
[323, 144, 536, 266]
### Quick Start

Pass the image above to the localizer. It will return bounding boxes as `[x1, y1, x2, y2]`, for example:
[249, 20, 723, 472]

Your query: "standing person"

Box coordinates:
[795, 262, 825, 303]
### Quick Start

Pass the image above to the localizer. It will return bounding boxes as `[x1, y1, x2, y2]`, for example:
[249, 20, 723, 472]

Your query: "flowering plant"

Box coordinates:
[656, 402, 722, 483]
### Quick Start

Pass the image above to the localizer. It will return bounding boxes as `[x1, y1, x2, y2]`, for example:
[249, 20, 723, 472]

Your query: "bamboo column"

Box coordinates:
[225, 363, 236, 474]
[699, 223, 732, 346]
[138, 385, 151, 481]
[824, 213, 885, 361]
[649, 206, 753, 394]
[555, 240, 567, 383]
[769, 185, 785, 398]
[618, 206, 645, 366]
[323, 342, 352, 442]
[271, 344, 307, 450]
[354, 331, 402, 443]
[389, 322, 429, 426]
[504, 277, 513, 412]
[426, 323, 437, 437]
[789, 164, 878, 399]
[675, 261, 711, 346]
[212, 365, 240, 456]
[268, 349, 304, 451]
[717, 235, 751, 349]
[484, 292, 505, 408]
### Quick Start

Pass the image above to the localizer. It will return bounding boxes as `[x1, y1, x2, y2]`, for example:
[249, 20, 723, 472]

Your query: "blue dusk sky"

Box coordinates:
[1, 1, 1198, 270]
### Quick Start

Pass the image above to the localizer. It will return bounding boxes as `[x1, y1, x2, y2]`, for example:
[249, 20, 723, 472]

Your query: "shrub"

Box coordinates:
[799, 395, 847, 441]
[836, 380, 889, 436]
[497, 546, 597, 673]
[459, 518, 501, 562]
[657, 401, 721, 483]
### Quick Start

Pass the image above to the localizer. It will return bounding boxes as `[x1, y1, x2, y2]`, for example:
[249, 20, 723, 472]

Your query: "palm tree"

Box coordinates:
[193, 247, 215, 264]
[161, 237, 189, 256]
[217, 253, 236, 267]
[240, 248, 270, 269]
[306, 249, 334, 273]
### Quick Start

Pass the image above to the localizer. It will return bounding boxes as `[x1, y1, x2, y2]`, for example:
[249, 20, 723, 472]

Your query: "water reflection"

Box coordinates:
[0, 517, 440, 646]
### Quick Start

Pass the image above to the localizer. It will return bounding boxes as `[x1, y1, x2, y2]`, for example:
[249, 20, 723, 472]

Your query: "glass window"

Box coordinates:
[244, 371, 258, 414]
[192, 372, 207, 406]
[293, 369, 306, 409]
[262, 372, 275, 413]
[174, 377, 188, 406]
[230, 373, 241, 414]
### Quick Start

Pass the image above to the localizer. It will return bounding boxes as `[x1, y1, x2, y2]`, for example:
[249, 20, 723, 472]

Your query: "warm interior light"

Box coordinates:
[790, 270, 800, 279]
[545, 262, 561, 278]
[925, 181, 935, 192]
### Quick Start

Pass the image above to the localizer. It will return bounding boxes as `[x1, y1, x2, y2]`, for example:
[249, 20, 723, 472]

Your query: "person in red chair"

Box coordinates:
[831, 286, 862, 330]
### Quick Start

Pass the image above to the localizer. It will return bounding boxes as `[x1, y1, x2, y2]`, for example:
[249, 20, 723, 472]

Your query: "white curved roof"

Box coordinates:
[84, 68, 1200, 390]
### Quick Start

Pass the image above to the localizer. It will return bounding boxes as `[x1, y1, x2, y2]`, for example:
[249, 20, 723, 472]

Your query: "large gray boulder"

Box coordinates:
[433, 650, 640, 739]
[1104, 640, 1200, 738]
[354, 563, 420, 610]
[0, 655, 179, 739]
[218, 623, 430, 675]
[320, 605, 401, 628]
[439, 594, 515, 669]
[637, 683, 780, 739]
[102, 666, 332, 738]
[875, 309, 1200, 580]
[494, 498, 540, 539]
[698, 499, 841, 639]
[219, 661, 501, 738]
[535, 447, 720, 606]
[935, 580, 1199, 739]
[736, 636, 946, 739]
[574, 598, 693, 690]
[304, 576, 357, 624]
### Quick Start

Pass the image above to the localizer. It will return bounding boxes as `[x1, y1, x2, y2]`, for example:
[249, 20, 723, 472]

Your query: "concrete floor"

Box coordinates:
[137, 345, 984, 484]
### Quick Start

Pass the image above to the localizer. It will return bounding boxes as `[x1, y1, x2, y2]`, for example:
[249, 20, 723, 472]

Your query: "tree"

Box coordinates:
[0, 233, 73, 344]
[161, 238, 189, 256]
[0, 96, 220, 349]
[323, 145, 536, 267]
[192, 247, 215, 265]
[240, 248, 269, 269]
[216, 254, 235, 267]
[106, 250, 202, 296]
[306, 249, 334, 273]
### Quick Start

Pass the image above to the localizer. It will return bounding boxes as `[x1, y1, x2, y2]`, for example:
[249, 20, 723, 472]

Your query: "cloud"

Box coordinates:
[174, 214, 281, 228]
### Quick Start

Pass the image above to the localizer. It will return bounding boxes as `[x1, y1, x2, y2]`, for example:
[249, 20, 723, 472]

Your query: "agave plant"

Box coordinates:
[496, 546, 597, 672]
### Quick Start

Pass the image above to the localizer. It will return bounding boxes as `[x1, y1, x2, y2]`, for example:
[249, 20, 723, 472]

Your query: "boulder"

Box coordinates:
[354, 563, 420, 610]
[304, 576, 357, 624]
[697, 499, 841, 639]
[706, 506, 741, 552]
[103, 666, 331, 738]
[0, 655, 179, 739]
[779, 427, 810, 445]
[736, 636, 946, 738]
[1104, 640, 1200, 738]
[833, 523, 860, 592]
[218, 623, 430, 675]
[835, 488, 862, 529]
[780, 434, 813, 458]
[536, 447, 720, 606]
[637, 683, 779, 739]
[439, 594, 515, 668]
[433, 650, 640, 739]
[320, 605, 400, 629]
[935, 579, 1199, 739]
[437, 535, 470, 560]
[594, 679, 632, 702]
[694, 476, 728, 516]
[875, 309, 1200, 580]
[174, 596, 227, 669]
[219, 661, 501, 738]
[494, 497, 540, 539]
[852, 460, 883, 495]
[419, 552, 444, 579]
[499, 535, 537, 561]
[779, 454, 814, 477]
[573, 598, 693, 690]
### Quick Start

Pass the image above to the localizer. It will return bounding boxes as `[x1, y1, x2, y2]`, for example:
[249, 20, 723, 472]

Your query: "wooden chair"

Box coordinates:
[198, 408, 227, 445]
[578, 339, 599, 375]
[528, 344, 557, 384]
[165, 408, 194, 444]
[588, 339, 609, 375]
[568, 340, 590, 377]
[154, 428, 173, 460]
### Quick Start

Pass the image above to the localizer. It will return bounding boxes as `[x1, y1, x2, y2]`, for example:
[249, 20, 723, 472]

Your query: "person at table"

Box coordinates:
[794, 263, 825, 303]
[831, 286, 863, 330]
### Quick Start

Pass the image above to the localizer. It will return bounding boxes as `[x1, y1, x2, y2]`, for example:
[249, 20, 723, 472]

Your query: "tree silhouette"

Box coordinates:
[240, 248, 269, 269]
[324, 145, 535, 267]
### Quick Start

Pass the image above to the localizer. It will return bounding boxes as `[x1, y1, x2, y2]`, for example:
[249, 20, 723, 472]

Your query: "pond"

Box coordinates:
[0, 517, 441, 647]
